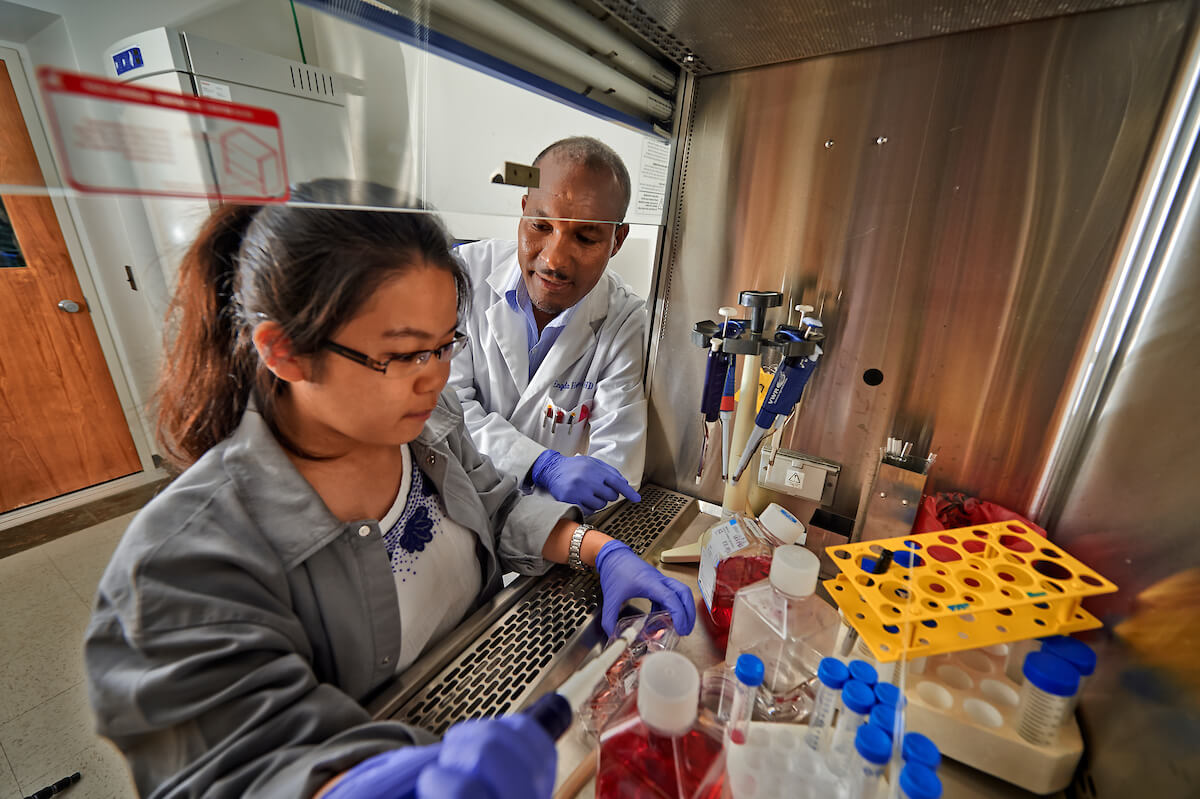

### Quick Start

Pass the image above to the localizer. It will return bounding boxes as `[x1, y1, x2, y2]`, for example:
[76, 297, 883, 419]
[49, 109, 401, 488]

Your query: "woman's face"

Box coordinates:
[290, 263, 460, 452]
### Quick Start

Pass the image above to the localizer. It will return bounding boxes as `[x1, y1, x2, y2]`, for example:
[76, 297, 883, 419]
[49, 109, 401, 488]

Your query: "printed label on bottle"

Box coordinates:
[697, 518, 750, 611]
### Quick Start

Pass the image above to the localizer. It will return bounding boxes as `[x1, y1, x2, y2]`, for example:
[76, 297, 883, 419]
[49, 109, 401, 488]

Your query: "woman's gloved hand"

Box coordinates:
[319, 715, 556, 799]
[531, 450, 641, 515]
[595, 540, 696, 637]
[416, 715, 557, 799]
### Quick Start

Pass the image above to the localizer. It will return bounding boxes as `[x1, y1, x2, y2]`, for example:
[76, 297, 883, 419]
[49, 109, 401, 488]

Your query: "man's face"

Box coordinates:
[517, 156, 629, 318]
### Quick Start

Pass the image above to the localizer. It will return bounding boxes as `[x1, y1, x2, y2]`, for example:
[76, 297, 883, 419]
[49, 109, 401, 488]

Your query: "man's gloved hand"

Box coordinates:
[320, 715, 556, 799]
[416, 715, 557, 799]
[531, 450, 641, 515]
[595, 540, 696, 637]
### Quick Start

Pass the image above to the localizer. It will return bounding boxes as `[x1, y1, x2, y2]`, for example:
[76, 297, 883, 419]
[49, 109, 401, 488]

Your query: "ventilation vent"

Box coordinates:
[389, 485, 693, 735]
[288, 64, 337, 98]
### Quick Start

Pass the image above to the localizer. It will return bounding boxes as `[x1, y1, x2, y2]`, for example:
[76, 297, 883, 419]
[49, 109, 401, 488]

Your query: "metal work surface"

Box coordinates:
[375, 485, 696, 734]
[645, 1, 1189, 520]
[593, 0, 1163, 74]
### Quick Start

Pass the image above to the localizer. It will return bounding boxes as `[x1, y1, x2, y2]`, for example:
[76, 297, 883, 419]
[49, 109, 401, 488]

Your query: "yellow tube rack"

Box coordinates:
[822, 521, 1117, 663]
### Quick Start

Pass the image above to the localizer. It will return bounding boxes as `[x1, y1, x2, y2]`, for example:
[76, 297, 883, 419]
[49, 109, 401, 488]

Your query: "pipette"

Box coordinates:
[695, 308, 741, 483]
[719, 366, 737, 480]
[731, 312, 824, 483]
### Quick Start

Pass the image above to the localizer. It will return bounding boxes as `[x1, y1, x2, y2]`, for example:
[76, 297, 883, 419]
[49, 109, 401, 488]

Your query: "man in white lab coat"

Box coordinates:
[450, 137, 647, 515]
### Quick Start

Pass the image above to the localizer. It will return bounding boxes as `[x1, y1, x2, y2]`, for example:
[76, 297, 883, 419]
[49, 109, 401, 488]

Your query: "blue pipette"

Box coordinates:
[695, 309, 742, 483]
[731, 314, 824, 483]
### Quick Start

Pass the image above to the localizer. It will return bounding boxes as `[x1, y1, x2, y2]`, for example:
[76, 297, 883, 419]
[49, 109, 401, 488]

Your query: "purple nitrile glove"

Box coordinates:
[595, 540, 696, 637]
[320, 743, 440, 799]
[416, 715, 557, 799]
[530, 450, 641, 515]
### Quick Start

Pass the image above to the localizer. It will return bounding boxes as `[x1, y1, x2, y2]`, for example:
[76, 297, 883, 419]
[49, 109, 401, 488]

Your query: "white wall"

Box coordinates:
[8, 0, 667, 454]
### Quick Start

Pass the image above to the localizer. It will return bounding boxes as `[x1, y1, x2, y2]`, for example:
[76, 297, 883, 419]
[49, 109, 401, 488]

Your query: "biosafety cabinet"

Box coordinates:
[1, 0, 1197, 796]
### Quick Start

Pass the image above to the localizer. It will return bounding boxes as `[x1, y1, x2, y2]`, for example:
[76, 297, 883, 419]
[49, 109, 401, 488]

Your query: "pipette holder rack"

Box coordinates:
[822, 521, 1117, 663]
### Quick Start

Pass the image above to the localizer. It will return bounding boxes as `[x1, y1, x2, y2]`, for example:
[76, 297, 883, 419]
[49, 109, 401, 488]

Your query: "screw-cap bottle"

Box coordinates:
[637, 651, 700, 737]
[768, 544, 820, 597]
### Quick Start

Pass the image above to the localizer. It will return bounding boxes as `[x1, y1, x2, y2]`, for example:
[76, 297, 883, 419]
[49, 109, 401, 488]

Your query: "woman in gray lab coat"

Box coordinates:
[84, 180, 695, 799]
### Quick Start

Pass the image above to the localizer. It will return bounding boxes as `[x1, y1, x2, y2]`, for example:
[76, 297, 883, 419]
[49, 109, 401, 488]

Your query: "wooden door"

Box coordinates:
[0, 57, 141, 512]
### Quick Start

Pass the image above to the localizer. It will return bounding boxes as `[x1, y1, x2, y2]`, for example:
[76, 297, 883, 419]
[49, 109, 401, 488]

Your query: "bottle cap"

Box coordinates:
[1022, 651, 1081, 697]
[869, 702, 897, 737]
[637, 651, 700, 736]
[893, 550, 923, 569]
[848, 660, 879, 687]
[768, 545, 820, 597]
[902, 732, 941, 769]
[842, 680, 876, 714]
[874, 682, 901, 707]
[735, 653, 765, 688]
[759, 503, 807, 545]
[818, 657, 850, 690]
[1040, 636, 1097, 677]
[900, 763, 943, 799]
[855, 722, 892, 765]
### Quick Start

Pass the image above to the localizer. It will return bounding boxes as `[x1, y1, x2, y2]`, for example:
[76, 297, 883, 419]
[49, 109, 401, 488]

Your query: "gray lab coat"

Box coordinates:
[84, 389, 576, 798]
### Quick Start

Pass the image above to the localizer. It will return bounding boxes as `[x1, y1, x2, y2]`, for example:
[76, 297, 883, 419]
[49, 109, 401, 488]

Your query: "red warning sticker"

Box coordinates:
[38, 68, 289, 202]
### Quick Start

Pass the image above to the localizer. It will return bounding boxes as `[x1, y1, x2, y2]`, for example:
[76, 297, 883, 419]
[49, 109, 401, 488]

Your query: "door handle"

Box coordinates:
[57, 300, 82, 313]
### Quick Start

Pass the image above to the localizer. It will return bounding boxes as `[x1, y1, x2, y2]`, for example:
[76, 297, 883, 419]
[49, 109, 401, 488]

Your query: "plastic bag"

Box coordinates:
[912, 491, 1047, 537]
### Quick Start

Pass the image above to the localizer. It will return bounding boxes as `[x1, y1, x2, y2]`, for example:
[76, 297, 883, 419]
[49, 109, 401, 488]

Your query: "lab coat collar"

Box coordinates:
[221, 391, 461, 569]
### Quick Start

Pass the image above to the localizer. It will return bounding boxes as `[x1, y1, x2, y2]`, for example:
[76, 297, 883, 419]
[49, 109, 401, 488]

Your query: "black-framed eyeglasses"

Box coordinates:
[324, 332, 469, 377]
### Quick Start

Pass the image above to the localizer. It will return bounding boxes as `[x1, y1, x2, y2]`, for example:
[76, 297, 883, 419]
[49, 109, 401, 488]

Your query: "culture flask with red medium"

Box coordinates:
[697, 511, 805, 653]
[596, 651, 723, 799]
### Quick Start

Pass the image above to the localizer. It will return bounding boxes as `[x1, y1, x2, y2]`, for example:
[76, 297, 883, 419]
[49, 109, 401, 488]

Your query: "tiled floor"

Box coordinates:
[0, 511, 139, 799]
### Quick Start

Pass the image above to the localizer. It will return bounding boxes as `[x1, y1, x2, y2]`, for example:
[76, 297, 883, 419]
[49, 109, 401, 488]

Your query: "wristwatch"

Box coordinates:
[568, 523, 595, 571]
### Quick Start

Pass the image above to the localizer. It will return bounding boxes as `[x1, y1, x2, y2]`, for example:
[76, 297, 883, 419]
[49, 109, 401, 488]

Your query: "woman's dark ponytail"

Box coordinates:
[155, 204, 259, 470]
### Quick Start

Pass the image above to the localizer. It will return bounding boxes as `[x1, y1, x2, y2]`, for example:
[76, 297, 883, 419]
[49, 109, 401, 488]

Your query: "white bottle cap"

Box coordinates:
[637, 651, 700, 737]
[759, 503, 806, 545]
[769, 545, 821, 597]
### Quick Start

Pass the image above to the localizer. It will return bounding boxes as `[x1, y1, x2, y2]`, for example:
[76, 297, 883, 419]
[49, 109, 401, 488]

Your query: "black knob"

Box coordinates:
[737, 291, 782, 335]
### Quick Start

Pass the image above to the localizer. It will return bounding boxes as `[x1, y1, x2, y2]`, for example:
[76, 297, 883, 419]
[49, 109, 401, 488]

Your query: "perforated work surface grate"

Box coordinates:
[392, 485, 692, 734]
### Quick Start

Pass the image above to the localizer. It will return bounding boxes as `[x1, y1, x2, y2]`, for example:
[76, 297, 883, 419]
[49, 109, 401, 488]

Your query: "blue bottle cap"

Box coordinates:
[893, 550, 923, 569]
[1040, 636, 1097, 677]
[849, 660, 879, 686]
[861, 555, 878, 572]
[842, 680, 876, 714]
[735, 653, 765, 687]
[869, 703, 897, 737]
[900, 763, 943, 799]
[855, 722, 892, 765]
[902, 732, 941, 769]
[818, 657, 850, 690]
[1022, 652, 1081, 697]
[874, 682, 901, 707]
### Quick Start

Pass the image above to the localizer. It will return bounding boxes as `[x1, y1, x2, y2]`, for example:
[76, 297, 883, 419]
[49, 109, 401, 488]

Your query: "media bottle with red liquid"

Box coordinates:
[596, 651, 723, 799]
[696, 506, 806, 653]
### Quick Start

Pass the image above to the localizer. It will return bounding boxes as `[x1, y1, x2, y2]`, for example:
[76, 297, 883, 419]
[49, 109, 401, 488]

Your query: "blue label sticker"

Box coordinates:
[112, 47, 144, 76]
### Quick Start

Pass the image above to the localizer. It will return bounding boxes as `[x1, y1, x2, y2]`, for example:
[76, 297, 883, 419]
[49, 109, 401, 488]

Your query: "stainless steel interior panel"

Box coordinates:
[1046, 22, 1200, 791]
[372, 485, 697, 733]
[592, 0, 1162, 74]
[646, 2, 1189, 520]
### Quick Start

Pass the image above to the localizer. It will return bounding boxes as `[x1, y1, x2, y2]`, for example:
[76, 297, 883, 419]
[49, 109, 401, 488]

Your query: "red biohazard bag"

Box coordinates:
[912, 491, 1047, 538]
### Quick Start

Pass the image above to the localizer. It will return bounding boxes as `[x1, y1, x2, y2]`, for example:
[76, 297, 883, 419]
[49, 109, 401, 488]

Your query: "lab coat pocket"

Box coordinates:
[550, 402, 589, 455]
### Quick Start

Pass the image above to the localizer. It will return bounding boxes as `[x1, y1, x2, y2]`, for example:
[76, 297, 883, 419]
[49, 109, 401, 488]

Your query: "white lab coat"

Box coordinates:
[450, 240, 648, 490]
